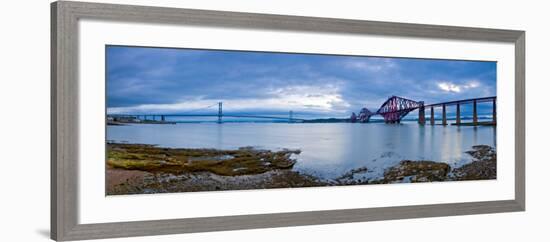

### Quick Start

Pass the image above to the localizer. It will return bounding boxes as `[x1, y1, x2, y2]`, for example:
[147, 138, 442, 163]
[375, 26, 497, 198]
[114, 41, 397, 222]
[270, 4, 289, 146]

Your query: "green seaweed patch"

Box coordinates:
[380, 160, 451, 183]
[107, 143, 300, 176]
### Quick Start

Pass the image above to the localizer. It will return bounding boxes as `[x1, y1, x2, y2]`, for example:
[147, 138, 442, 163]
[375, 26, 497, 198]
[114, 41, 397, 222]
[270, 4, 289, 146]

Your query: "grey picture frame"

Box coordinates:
[51, 1, 526, 241]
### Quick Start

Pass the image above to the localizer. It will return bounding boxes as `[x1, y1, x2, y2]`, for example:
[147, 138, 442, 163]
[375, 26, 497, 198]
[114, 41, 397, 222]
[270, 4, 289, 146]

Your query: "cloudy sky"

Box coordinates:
[106, 46, 496, 118]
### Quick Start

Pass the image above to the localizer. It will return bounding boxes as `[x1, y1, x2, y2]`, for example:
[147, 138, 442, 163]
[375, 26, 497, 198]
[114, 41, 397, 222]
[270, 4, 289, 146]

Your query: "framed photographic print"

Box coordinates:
[51, 1, 525, 241]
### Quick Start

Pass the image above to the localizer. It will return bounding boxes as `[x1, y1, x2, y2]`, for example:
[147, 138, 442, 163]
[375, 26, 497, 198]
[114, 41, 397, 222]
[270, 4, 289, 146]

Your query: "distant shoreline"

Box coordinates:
[107, 120, 176, 125]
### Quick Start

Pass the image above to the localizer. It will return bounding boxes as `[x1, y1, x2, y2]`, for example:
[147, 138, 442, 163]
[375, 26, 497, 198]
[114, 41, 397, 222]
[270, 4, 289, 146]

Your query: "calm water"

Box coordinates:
[107, 122, 496, 180]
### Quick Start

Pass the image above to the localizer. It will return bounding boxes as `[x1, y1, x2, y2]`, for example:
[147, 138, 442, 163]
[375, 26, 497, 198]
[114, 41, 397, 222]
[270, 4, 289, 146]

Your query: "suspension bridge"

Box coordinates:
[108, 95, 496, 126]
[108, 102, 305, 124]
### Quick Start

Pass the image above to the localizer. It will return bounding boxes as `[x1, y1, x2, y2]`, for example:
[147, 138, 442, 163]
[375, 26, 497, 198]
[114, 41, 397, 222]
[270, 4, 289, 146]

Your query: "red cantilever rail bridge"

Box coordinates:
[356, 95, 496, 125]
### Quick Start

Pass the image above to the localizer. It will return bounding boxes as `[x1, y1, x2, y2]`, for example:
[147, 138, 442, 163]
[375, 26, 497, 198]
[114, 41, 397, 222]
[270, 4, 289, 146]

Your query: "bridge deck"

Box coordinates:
[109, 114, 306, 121]
[425, 96, 496, 107]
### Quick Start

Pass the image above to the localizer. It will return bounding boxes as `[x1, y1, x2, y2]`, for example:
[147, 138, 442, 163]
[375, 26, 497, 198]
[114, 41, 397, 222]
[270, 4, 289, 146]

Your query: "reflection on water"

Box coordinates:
[107, 122, 496, 180]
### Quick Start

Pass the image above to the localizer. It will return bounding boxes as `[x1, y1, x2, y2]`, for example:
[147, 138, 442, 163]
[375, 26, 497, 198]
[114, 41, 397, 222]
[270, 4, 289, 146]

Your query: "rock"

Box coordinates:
[382, 160, 450, 183]
[335, 166, 369, 182]
[451, 145, 496, 181]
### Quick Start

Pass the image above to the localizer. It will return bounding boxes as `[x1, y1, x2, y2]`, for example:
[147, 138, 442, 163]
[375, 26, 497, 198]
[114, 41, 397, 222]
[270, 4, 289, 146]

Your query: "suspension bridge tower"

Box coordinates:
[218, 102, 223, 124]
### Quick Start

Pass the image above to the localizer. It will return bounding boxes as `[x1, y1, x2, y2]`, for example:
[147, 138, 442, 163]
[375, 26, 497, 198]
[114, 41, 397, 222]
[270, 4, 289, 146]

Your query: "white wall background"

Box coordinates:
[0, 0, 547, 241]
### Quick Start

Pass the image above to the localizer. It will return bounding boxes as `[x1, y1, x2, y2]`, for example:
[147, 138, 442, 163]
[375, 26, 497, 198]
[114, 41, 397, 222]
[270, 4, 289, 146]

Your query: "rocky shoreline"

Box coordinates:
[106, 143, 496, 195]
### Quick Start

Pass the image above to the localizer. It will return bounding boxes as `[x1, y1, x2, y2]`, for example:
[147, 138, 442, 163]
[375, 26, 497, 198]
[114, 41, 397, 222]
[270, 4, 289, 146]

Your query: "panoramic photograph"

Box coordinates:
[105, 45, 497, 195]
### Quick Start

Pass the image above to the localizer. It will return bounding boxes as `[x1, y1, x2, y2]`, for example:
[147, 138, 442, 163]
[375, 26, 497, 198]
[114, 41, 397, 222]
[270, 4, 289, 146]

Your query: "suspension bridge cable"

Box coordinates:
[178, 103, 218, 115]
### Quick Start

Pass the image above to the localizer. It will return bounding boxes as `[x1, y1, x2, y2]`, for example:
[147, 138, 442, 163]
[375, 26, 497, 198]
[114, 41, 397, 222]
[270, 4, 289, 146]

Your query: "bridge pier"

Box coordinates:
[161, 115, 165, 122]
[430, 106, 435, 125]
[456, 103, 461, 125]
[218, 102, 223, 124]
[418, 102, 425, 125]
[442, 104, 447, 125]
